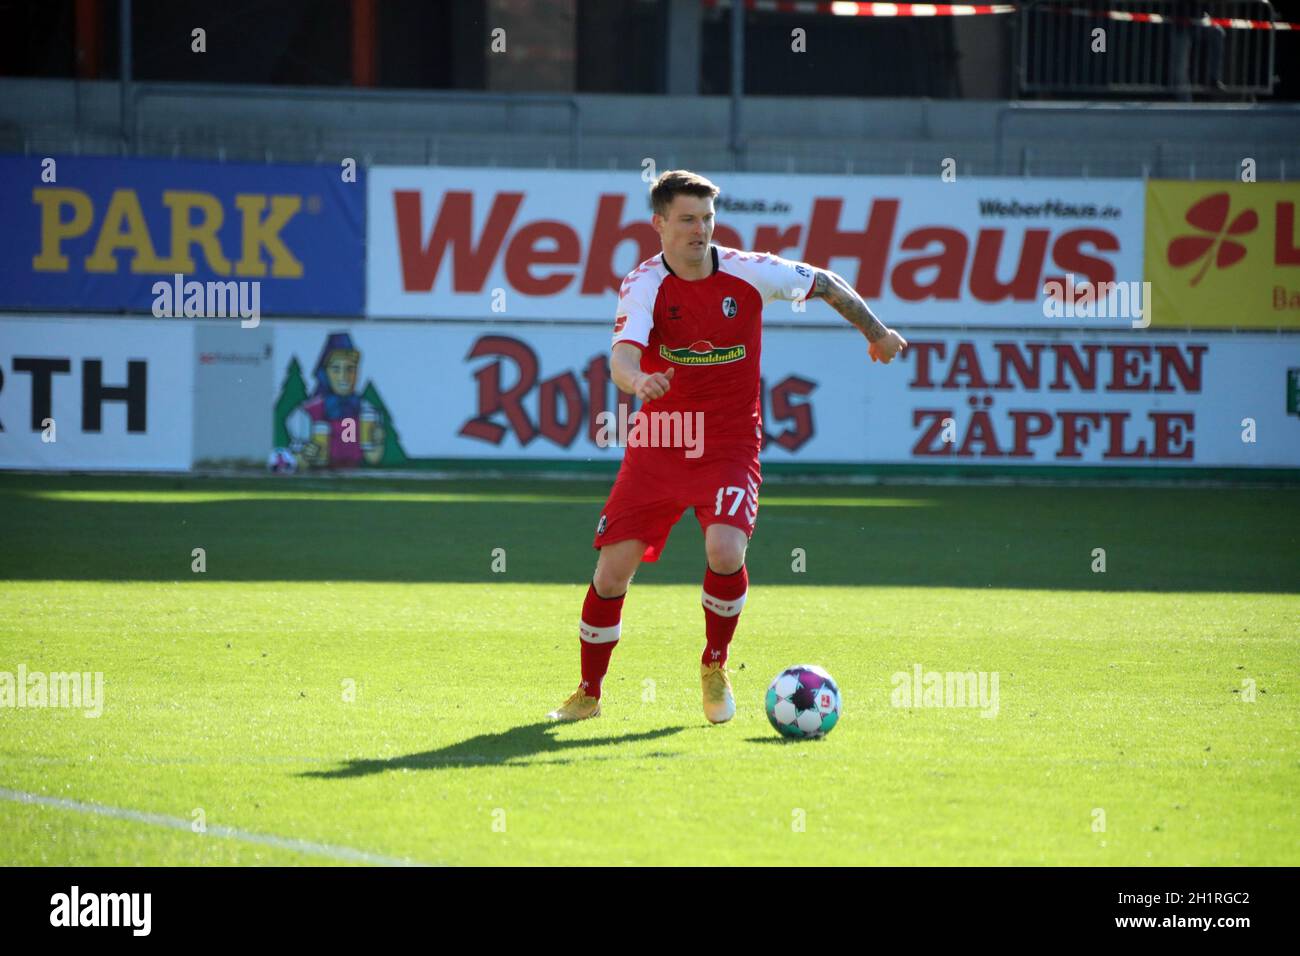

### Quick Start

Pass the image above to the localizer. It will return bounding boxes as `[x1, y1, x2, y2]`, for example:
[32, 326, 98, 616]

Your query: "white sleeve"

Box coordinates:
[612, 276, 655, 348]
[745, 253, 817, 304]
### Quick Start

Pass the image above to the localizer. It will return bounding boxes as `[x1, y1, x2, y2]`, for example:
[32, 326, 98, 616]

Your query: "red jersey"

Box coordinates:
[612, 243, 816, 451]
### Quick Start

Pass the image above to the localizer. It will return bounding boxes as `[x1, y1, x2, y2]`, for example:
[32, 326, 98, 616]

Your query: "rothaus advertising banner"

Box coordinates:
[271, 321, 1300, 470]
[0, 155, 365, 316]
[1145, 180, 1300, 329]
[0, 317, 194, 470]
[366, 168, 1146, 327]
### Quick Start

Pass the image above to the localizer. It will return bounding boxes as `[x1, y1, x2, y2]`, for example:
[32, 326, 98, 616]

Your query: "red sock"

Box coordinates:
[702, 564, 748, 666]
[579, 581, 624, 698]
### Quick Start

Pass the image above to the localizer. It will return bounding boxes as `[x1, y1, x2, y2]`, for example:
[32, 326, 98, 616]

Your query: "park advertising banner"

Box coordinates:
[0, 155, 365, 316]
[367, 168, 1146, 327]
[270, 321, 1300, 471]
[1145, 180, 1300, 329]
[0, 317, 195, 470]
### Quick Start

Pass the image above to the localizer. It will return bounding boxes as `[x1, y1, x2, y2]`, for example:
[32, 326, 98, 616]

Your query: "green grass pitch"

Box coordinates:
[0, 472, 1296, 866]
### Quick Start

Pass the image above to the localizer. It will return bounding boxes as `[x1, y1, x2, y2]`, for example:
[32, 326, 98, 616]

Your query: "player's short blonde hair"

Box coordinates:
[650, 170, 720, 217]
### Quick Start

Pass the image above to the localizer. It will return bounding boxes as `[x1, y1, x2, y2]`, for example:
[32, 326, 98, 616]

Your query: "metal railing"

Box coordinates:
[993, 101, 1300, 174]
[1017, 1, 1277, 97]
[9, 123, 1296, 180]
[127, 82, 584, 167]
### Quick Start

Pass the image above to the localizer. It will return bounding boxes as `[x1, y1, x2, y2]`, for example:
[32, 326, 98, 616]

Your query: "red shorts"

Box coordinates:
[592, 444, 762, 563]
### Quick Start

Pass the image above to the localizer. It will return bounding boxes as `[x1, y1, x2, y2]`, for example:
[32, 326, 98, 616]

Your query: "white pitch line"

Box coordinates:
[0, 787, 432, 867]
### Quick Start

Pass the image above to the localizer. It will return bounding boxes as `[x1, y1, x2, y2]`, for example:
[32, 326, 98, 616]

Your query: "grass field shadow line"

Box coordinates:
[5, 478, 1297, 592]
[301, 722, 687, 778]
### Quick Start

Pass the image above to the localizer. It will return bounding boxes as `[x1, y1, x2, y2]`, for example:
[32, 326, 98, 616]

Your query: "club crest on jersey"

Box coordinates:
[721, 296, 738, 318]
[658, 340, 746, 366]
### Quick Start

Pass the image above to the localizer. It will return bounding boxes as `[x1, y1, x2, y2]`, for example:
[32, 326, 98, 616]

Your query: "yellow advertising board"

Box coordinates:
[1145, 180, 1300, 329]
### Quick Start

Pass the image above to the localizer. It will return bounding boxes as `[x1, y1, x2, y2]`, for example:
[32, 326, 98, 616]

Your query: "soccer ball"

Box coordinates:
[267, 447, 297, 474]
[765, 665, 841, 739]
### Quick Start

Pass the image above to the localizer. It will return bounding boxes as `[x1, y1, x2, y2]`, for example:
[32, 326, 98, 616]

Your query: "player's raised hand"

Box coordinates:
[868, 329, 908, 365]
[635, 367, 674, 401]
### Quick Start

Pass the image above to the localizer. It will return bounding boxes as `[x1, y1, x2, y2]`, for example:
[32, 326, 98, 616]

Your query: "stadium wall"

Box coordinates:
[4, 78, 1299, 178]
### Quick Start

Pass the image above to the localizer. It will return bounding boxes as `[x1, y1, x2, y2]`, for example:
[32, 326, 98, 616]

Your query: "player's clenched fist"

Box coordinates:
[868, 329, 908, 365]
[634, 367, 675, 401]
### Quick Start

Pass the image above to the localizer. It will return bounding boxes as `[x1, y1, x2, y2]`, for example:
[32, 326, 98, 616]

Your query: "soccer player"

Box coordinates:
[547, 170, 907, 723]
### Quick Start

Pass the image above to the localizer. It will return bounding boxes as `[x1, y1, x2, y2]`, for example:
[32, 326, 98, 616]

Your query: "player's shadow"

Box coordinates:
[302, 721, 686, 778]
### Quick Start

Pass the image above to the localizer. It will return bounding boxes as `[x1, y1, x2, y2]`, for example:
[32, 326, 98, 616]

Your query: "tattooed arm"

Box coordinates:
[809, 269, 886, 341]
[807, 268, 908, 363]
